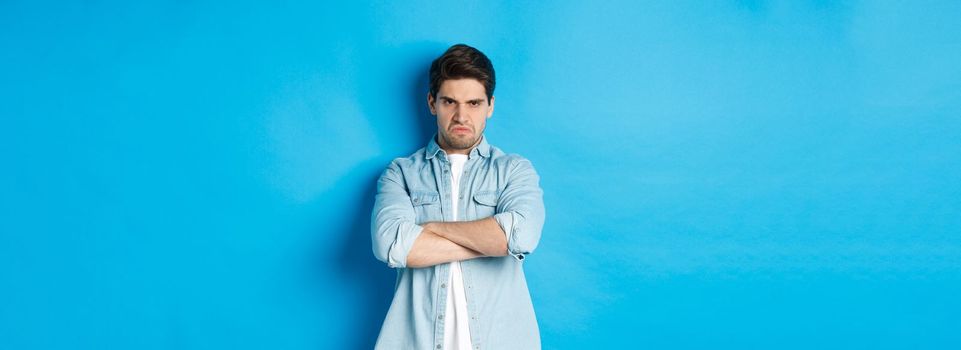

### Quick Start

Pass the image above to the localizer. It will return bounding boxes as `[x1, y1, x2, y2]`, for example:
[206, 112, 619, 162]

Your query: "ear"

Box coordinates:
[427, 92, 436, 115]
[487, 95, 495, 118]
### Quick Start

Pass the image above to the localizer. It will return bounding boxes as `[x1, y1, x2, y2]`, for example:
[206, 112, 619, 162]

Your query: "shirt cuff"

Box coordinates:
[387, 222, 425, 268]
[493, 212, 526, 261]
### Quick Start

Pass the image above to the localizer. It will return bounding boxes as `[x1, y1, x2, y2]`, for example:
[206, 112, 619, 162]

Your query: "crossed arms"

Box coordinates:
[371, 158, 545, 269]
[405, 218, 507, 268]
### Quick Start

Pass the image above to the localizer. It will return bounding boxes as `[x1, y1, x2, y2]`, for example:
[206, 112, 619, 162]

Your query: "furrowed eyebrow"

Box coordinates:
[438, 96, 486, 104]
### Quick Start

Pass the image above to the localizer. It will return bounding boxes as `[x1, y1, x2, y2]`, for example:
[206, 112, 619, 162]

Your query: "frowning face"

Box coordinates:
[428, 78, 495, 155]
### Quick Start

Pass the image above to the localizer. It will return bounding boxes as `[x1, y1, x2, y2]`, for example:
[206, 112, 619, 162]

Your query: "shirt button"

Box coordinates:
[439, 314, 444, 320]
[441, 283, 446, 288]
[436, 345, 441, 349]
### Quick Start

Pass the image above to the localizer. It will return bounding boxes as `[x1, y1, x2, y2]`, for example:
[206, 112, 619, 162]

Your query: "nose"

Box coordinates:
[451, 104, 468, 122]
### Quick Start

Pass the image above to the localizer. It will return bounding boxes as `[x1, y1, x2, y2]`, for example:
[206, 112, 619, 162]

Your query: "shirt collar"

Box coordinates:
[426, 133, 492, 160]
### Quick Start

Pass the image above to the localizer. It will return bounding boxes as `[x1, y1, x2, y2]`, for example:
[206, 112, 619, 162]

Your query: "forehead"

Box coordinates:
[437, 78, 487, 99]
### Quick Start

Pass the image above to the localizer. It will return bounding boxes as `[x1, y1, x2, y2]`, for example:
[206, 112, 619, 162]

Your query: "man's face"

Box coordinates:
[428, 78, 495, 154]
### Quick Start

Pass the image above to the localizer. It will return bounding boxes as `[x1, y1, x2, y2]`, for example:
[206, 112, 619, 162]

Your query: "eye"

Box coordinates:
[469, 101, 479, 106]
[444, 99, 455, 105]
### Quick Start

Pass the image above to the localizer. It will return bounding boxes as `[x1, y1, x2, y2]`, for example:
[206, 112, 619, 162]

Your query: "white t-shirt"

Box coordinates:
[443, 154, 472, 349]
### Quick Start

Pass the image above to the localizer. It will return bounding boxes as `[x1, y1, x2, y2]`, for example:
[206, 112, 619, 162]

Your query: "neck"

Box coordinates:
[438, 134, 482, 156]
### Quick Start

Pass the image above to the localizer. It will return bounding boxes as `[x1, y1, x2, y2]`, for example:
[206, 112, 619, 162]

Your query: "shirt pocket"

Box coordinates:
[471, 190, 499, 219]
[410, 190, 441, 224]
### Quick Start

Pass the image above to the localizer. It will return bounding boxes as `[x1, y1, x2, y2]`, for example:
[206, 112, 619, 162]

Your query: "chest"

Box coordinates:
[404, 157, 504, 223]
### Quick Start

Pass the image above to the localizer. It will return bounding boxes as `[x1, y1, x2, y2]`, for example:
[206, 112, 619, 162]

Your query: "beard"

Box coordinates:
[439, 129, 480, 150]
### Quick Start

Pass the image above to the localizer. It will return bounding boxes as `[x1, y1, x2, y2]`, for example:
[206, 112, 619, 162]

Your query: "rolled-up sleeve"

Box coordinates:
[492, 158, 545, 261]
[371, 161, 424, 268]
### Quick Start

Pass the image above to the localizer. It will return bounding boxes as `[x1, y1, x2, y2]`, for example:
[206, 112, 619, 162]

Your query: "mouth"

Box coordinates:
[451, 127, 472, 134]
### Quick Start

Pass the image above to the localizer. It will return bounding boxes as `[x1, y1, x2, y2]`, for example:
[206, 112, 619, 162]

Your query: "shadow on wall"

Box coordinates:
[364, 41, 449, 154]
[319, 42, 448, 349]
[329, 163, 393, 350]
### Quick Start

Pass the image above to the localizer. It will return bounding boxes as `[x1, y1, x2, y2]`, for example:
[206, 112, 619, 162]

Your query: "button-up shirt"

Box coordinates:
[371, 134, 545, 349]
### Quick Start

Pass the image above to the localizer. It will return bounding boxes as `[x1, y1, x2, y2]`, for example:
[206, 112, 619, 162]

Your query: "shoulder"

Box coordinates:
[488, 145, 538, 172]
[381, 147, 429, 176]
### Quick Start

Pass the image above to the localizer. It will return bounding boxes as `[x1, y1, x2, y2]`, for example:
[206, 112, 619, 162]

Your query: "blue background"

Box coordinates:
[2, 1, 960, 349]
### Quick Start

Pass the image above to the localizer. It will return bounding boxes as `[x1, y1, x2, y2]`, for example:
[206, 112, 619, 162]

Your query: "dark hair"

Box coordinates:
[429, 44, 496, 102]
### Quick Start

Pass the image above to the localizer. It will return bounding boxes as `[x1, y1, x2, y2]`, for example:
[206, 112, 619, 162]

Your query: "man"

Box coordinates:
[370, 44, 546, 349]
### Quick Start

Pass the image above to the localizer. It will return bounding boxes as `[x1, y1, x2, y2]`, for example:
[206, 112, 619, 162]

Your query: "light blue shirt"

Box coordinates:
[371, 134, 545, 349]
